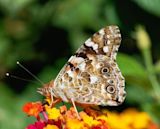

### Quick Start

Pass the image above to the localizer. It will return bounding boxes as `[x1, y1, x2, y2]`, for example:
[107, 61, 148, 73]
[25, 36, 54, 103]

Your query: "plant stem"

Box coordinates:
[142, 49, 160, 101]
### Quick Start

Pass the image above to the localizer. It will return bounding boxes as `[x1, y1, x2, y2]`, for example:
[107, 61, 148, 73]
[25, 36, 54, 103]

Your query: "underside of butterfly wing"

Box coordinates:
[38, 25, 126, 106]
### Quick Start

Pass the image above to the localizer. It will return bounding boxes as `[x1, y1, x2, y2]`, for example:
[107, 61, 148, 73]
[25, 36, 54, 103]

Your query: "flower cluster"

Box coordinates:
[23, 101, 159, 129]
[105, 108, 159, 129]
[23, 101, 109, 129]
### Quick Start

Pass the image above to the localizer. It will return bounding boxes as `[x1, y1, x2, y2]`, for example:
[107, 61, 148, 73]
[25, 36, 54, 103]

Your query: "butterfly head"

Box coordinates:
[37, 80, 56, 98]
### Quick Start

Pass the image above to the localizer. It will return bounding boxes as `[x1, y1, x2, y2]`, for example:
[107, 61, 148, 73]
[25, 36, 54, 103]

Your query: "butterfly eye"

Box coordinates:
[106, 86, 115, 94]
[101, 67, 109, 73]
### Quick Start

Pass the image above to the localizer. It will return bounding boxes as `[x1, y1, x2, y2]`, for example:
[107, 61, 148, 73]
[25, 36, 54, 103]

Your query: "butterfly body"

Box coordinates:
[38, 25, 126, 106]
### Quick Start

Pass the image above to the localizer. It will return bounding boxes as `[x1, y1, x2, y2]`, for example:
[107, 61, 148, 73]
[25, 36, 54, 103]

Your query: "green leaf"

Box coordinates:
[126, 84, 151, 104]
[132, 0, 160, 16]
[117, 53, 146, 77]
[117, 53, 152, 89]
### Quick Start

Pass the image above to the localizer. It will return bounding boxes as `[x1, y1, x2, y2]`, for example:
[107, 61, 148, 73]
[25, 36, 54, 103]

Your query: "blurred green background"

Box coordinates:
[0, 0, 160, 128]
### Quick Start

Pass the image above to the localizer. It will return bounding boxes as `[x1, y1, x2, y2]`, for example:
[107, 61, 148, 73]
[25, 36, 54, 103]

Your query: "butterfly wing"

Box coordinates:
[40, 25, 126, 106]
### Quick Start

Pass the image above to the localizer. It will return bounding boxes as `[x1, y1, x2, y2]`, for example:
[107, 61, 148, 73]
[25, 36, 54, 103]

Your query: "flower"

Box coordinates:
[45, 105, 61, 120]
[123, 109, 150, 129]
[43, 124, 59, 129]
[23, 101, 159, 129]
[23, 102, 43, 118]
[60, 105, 67, 113]
[134, 25, 151, 50]
[66, 118, 87, 129]
[105, 108, 159, 129]
[65, 107, 79, 119]
[80, 112, 100, 127]
[26, 121, 45, 129]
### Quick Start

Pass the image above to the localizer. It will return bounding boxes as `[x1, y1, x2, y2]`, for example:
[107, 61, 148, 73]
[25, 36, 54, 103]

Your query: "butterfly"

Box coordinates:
[38, 25, 126, 107]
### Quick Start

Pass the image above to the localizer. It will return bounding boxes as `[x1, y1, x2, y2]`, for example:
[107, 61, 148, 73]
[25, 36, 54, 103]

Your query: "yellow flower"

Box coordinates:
[43, 124, 59, 129]
[121, 108, 151, 128]
[133, 112, 150, 128]
[103, 108, 154, 129]
[107, 112, 129, 129]
[66, 118, 87, 129]
[80, 112, 100, 127]
[45, 106, 61, 120]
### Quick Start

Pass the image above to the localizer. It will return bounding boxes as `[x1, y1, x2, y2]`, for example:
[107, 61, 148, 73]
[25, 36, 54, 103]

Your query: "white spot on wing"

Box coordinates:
[73, 57, 84, 63]
[106, 35, 110, 38]
[78, 62, 86, 71]
[93, 44, 98, 50]
[107, 40, 111, 44]
[99, 29, 105, 35]
[85, 38, 98, 51]
[69, 56, 84, 64]
[90, 76, 98, 84]
[103, 46, 109, 53]
[67, 70, 74, 78]
[85, 38, 94, 47]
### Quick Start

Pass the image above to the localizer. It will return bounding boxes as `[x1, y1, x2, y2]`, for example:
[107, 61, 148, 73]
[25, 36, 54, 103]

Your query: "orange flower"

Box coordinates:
[65, 107, 79, 119]
[22, 102, 43, 118]
[148, 122, 159, 129]
[60, 105, 67, 114]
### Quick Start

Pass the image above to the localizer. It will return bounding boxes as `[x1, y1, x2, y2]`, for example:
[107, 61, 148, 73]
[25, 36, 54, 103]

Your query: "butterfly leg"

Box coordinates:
[71, 98, 81, 120]
[49, 91, 61, 107]
[49, 98, 61, 107]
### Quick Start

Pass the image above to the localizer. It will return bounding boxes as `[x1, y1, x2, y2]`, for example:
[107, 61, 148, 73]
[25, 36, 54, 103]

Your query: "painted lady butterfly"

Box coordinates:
[38, 25, 126, 106]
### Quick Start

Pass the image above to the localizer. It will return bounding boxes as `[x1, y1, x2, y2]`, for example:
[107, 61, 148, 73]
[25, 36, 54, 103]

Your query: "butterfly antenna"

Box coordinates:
[16, 61, 45, 85]
[71, 98, 81, 120]
[5, 72, 39, 84]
